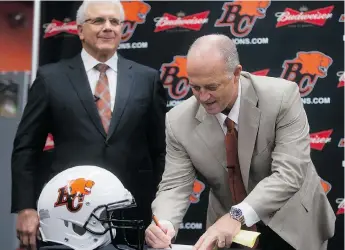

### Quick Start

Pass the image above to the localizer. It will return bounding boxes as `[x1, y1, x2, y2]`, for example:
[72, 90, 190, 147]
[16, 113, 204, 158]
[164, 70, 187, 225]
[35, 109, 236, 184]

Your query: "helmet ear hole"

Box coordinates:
[99, 209, 108, 221]
[72, 223, 87, 236]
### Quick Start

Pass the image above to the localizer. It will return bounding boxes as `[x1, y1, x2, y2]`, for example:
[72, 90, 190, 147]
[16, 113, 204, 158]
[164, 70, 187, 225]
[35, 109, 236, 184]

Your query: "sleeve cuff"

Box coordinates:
[158, 220, 175, 230]
[232, 202, 260, 227]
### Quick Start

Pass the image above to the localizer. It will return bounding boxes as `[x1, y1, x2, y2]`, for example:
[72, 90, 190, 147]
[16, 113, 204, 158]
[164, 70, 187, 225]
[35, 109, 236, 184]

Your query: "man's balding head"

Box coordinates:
[186, 34, 242, 115]
[187, 34, 240, 75]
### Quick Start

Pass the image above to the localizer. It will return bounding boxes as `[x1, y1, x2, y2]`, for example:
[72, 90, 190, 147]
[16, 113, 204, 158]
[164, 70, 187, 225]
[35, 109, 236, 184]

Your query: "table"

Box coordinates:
[40, 244, 256, 250]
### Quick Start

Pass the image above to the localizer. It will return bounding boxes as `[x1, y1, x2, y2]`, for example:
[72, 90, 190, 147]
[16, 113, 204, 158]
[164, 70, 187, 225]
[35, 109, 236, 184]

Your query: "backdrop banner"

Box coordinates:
[37, 1, 344, 248]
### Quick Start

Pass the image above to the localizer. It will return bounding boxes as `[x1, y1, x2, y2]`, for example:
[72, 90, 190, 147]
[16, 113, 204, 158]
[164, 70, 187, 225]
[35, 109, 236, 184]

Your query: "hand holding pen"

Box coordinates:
[145, 214, 175, 249]
[152, 215, 172, 249]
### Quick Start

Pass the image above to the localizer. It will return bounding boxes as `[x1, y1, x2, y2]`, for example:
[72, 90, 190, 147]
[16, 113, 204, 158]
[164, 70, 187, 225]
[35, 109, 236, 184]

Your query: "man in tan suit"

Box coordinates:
[145, 34, 336, 250]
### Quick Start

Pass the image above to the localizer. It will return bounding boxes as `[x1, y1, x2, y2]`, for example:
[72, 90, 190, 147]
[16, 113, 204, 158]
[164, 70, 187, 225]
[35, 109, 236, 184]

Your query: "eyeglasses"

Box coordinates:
[84, 17, 123, 26]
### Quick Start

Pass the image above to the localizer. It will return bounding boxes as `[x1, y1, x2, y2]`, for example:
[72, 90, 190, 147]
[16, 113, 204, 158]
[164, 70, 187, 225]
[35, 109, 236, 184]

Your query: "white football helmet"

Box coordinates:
[37, 165, 144, 250]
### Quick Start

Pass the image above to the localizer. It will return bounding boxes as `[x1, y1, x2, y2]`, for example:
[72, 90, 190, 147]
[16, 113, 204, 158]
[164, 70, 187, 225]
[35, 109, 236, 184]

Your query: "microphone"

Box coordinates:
[93, 95, 100, 102]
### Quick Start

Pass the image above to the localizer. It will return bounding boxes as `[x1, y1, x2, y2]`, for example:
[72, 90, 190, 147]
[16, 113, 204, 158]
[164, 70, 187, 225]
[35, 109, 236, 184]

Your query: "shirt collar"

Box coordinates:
[215, 79, 241, 127]
[227, 79, 241, 125]
[81, 48, 118, 72]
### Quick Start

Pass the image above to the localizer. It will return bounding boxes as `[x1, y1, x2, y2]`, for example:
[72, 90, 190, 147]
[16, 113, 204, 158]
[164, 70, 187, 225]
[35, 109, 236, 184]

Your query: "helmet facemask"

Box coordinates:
[83, 198, 144, 250]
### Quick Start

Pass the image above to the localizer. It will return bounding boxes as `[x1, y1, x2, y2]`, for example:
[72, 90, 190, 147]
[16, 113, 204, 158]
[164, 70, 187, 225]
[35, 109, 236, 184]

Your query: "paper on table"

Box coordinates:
[232, 229, 261, 248]
[147, 244, 193, 250]
[147, 230, 260, 250]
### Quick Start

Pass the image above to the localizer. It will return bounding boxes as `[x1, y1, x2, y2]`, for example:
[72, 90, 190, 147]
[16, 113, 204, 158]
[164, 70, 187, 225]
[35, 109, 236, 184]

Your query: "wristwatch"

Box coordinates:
[230, 207, 245, 225]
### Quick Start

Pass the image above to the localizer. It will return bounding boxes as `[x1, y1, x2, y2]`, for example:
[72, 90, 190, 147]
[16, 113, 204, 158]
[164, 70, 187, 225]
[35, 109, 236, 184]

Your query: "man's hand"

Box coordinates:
[145, 221, 176, 249]
[193, 214, 241, 250]
[16, 209, 39, 250]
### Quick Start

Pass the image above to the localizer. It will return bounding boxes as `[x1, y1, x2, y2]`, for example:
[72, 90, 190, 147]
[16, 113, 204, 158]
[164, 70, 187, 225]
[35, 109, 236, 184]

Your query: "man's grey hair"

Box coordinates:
[76, 0, 125, 25]
[187, 34, 240, 74]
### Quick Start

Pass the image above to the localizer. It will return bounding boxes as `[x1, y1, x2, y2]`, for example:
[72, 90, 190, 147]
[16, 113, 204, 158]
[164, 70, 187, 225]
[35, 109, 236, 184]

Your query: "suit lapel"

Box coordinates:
[106, 55, 133, 139]
[237, 74, 261, 192]
[194, 105, 227, 170]
[65, 54, 106, 138]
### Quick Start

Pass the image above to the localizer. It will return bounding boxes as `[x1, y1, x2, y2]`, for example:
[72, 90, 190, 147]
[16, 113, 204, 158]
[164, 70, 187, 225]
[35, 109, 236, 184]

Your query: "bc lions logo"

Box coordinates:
[280, 51, 333, 97]
[160, 56, 190, 100]
[189, 179, 205, 203]
[121, 1, 151, 42]
[54, 178, 95, 212]
[215, 0, 271, 37]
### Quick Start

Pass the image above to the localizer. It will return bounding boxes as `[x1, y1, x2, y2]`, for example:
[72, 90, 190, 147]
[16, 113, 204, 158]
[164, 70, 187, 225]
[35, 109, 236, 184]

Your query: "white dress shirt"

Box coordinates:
[80, 48, 118, 111]
[215, 80, 260, 227]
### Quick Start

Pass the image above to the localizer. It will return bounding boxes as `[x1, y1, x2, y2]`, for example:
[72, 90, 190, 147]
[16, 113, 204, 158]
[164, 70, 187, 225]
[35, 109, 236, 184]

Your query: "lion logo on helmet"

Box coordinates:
[68, 178, 95, 196]
[54, 178, 95, 212]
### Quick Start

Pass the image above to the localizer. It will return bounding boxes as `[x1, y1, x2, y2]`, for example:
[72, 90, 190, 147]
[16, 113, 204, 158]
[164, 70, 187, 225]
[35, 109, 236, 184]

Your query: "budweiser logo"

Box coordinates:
[43, 19, 78, 38]
[310, 129, 333, 150]
[275, 6, 334, 27]
[154, 11, 209, 32]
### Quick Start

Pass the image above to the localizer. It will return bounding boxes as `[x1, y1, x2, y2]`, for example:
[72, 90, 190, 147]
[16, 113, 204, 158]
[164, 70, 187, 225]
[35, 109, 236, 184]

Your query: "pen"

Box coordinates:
[152, 214, 172, 249]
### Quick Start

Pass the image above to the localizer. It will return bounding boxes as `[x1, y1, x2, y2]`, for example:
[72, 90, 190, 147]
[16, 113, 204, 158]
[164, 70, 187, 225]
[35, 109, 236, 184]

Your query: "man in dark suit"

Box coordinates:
[11, 1, 166, 249]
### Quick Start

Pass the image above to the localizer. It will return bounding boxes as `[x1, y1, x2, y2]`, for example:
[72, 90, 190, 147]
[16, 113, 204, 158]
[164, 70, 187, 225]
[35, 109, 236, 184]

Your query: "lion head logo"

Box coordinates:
[230, 0, 271, 17]
[292, 52, 333, 77]
[68, 178, 95, 196]
[121, 0, 151, 42]
[122, 0, 150, 23]
[189, 179, 205, 203]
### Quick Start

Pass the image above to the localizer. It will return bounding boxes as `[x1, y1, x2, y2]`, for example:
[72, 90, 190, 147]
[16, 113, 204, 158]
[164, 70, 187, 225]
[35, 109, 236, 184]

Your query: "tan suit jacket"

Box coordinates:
[152, 71, 336, 250]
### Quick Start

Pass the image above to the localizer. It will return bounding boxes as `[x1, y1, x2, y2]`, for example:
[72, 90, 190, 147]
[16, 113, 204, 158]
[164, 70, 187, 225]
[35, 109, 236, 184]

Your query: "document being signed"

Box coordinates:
[147, 230, 260, 250]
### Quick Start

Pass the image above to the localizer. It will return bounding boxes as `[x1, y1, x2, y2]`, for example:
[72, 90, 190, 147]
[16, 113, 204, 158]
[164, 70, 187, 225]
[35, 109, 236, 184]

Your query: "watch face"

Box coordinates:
[231, 208, 242, 218]
[233, 209, 242, 217]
